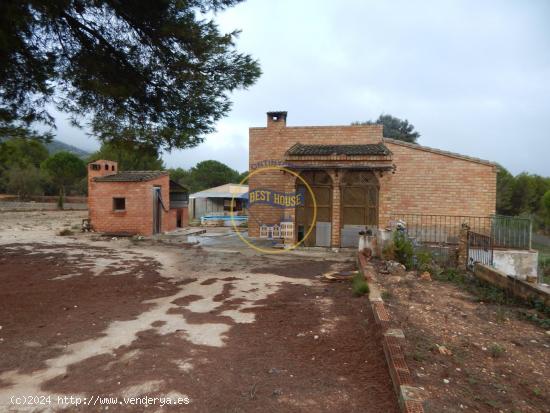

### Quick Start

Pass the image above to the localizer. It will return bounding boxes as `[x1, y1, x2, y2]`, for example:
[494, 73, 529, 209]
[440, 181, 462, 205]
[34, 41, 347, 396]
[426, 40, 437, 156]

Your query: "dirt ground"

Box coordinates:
[372, 262, 550, 413]
[0, 210, 398, 412]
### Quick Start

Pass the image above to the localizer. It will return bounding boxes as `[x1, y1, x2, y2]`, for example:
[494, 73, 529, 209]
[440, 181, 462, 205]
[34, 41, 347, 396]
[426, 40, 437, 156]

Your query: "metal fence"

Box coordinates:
[390, 213, 531, 250]
[390, 214, 491, 244]
[491, 215, 532, 250]
[467, 231, 494, 268]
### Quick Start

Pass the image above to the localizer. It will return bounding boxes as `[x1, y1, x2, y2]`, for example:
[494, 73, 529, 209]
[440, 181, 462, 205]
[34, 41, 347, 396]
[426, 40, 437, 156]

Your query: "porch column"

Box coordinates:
[283, 173, 297, 246]
[330, 170, 341, 249]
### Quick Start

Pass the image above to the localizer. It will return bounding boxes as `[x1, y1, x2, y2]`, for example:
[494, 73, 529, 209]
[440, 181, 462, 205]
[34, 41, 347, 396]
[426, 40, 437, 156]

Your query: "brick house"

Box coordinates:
[87, 160, 188, 236]
[248, 111, 497, 248]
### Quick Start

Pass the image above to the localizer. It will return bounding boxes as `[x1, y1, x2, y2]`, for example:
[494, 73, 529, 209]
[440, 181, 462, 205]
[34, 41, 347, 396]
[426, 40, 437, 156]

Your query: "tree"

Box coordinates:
[188, 160, 241, 192]
[510, 173, 538, 215]
[89, 142, 164, 171]
[495, 165, 515, 215]
[543, 190, 550, 231]
[353, 114, 420, 143]
[41, 152, 86, 208]
[168, 168, 192, 188]
[0, 138, 49, 192]
[0, 1, 261, 149]
[6, 165, 43, 200]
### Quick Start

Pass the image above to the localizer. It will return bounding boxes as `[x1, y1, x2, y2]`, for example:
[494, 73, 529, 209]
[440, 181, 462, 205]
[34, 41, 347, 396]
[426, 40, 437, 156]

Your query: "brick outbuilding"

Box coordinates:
[248, 111, 497, 248]
[87, 160, 188, 236]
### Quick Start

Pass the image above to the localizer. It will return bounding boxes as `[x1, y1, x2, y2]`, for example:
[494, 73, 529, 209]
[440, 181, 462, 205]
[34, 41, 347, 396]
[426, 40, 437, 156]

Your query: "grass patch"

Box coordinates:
[352, 273, 369, 297]
[58, 229, 74, 236]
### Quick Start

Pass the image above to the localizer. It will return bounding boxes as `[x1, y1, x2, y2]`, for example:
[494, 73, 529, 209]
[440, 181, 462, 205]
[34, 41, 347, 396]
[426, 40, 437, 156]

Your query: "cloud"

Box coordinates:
[52, 0, 550, 175]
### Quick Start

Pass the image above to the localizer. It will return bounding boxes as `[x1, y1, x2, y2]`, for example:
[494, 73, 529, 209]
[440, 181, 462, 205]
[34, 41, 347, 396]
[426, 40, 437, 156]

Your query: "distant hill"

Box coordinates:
[45, 139, 91, 159]
[0, 137, 91, 159]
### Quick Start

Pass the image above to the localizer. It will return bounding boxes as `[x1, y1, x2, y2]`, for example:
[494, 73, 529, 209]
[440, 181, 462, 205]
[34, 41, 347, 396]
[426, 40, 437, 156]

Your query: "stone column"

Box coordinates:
[457, 223, 470, 269]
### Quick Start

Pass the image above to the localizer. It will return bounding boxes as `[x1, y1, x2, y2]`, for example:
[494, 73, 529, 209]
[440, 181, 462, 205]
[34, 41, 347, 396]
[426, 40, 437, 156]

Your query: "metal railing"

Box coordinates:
[390, 214, 491, 245]
[390, 213, 532, 250]
[467, 231, 494, 268]
[491, 215, 532, 250]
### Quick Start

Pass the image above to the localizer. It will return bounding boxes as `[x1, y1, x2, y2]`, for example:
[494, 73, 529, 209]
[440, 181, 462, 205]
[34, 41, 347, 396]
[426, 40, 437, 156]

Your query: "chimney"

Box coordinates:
[87, 159, 118, 187]
[266, 111, 287, 128]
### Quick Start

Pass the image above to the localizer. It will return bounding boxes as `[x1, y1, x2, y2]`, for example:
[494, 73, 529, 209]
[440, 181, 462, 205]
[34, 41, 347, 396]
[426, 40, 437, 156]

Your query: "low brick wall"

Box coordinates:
[473, 263, 550, 306]
[357, 253, 425, 413]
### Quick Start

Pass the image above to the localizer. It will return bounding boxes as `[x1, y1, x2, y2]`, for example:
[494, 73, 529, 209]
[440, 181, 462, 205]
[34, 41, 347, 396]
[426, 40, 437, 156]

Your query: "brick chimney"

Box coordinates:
[266, 111, 287, 128]
[87, 159, 118, 187]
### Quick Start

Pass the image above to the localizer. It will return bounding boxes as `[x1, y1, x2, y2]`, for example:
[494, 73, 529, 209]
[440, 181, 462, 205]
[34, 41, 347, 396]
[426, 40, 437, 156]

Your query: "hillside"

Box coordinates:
[45, 139, 90, 159]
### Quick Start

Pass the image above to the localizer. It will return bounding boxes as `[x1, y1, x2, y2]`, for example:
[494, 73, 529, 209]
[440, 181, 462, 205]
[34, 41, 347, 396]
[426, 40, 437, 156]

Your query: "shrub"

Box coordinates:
[393, 231, 414, 269]
[416, 250, 434, 273]
[489, 343, 505, 358]
[58, 229, 73, 236]
[352, 273, 370, 297]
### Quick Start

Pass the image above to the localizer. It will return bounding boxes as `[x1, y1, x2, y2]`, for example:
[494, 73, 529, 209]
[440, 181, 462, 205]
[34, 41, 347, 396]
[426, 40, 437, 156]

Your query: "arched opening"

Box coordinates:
[340, 170, 379, 247]
[296, 170, 332, 247]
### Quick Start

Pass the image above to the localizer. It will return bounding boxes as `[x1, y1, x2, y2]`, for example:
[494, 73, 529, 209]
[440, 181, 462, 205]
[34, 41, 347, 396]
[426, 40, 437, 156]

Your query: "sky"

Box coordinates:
[53, 0, 550, 176]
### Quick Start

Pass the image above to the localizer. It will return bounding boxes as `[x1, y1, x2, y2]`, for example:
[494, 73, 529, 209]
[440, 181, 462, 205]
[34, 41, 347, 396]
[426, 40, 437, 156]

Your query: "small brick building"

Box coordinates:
[248, 111, 497, 248]
[87, 160, 188, 236]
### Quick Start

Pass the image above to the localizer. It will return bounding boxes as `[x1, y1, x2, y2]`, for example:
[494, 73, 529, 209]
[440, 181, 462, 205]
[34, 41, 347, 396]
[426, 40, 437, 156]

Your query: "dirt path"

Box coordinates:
[0, 211, 398, 412]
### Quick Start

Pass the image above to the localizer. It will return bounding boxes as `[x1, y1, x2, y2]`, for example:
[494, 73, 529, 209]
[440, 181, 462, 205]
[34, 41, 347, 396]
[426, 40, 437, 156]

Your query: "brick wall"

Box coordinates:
[380, 140, 496, 225]
[248, 113, 497, 247]
[88, 162, 175, 236]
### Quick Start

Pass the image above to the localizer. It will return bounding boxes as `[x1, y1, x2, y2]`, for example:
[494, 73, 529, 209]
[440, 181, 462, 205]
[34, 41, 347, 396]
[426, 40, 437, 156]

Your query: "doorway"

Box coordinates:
[340, 170, 379, 247]
[296, 171, 332, 247]
[152, 187, 162, 234]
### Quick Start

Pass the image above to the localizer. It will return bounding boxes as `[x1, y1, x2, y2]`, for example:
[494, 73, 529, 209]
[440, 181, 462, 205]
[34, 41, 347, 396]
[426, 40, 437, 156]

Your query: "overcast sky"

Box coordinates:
[54, 0, 550, 176]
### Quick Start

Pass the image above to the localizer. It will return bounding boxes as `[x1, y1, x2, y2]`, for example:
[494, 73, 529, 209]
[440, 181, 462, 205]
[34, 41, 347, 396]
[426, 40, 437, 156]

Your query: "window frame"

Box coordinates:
[113, 197, 126, 211]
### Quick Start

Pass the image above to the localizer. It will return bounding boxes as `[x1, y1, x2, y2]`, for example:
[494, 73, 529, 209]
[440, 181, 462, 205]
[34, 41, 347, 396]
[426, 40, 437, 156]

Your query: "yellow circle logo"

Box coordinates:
[230, 166, 317, 254]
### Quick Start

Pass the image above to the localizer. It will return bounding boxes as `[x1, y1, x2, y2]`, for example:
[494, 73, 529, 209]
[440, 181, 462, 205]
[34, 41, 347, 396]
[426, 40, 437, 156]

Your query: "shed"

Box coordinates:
[87, 160, 189, 236]
[188, 183, 248, 221]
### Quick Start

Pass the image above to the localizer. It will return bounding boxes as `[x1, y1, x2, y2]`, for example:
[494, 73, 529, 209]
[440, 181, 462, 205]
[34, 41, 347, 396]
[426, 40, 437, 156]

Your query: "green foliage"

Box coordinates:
[5, 165, 43, 199]
[89, 142, 164, 171]
[0, 1, 260, 150]
[352, 273, 369, 297]
[496, 166, 550, 233]
[415, 250, 434, 273]
[393, 231, 414, 269]
[488, 343, 505, 358]
[0, 138, 50, 193]
[168, 168, 192, 187]
[352, 114, 420, 143]
[41, 152, 86, 207]
[169, 160, 242, 193]
[543, 190, 550, 230]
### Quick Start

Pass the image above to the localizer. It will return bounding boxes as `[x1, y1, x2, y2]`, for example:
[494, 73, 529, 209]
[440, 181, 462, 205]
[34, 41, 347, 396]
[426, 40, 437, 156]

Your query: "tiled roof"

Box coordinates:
[94, 171, 168, 182]
[383, 138, 496, 166]
[286, 143, 391, 156]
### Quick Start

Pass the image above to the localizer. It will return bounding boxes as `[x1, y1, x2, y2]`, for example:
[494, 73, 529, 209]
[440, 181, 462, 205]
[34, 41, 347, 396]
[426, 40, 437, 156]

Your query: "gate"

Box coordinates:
[341, 171, 379, 247]
[467, 230, 493, 269]
[296, 171, 332, 247]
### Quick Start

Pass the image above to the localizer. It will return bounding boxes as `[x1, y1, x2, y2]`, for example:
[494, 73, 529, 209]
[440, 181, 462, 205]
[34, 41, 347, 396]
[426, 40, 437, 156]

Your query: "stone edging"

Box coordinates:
[357, 252, 425, 413]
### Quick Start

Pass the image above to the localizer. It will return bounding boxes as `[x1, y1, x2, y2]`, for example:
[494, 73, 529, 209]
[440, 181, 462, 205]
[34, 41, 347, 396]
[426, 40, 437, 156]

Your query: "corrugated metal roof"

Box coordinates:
[189, 191, 248, 199]
[286, 143, 391, 156]
[94, 171, 168, 182]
